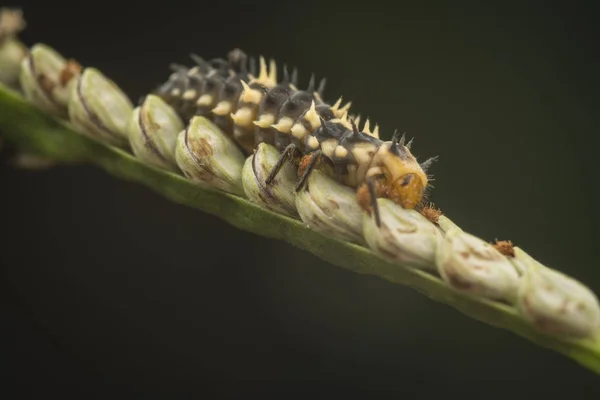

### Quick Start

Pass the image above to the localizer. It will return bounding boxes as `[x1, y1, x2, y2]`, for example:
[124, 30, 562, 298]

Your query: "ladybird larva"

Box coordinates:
[151, 48, 438, 226]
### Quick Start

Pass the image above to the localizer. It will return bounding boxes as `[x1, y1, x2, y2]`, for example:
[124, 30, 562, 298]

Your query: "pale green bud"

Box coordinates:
[295, 170, 365, 244]
[242, 143, 298, 218]
[175, 116, 245, 196]
[363, 198, 443, 271]
[19, 43, 80, 118]
[436, 228, 521, 302]
[513, 248, 600, 338]
[127, 94, 184, 171]
[0, 37, 27, 89]
[68, 67, 134, 149]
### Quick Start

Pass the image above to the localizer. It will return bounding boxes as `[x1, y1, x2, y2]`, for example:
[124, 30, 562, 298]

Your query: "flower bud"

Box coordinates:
[242, 142, 298, 218]
[295, 170, 365, 244]
[363, 198, 442, 271]
[20, 43, 81, 118]
[436, 228, 521, 302]
[513, 247, 600, 338]
[68, 67, 134, 149]
[0, 8, 27, 89]
[127, 94, 184, 171]
[175, 116, 245, 196]
[0, 37, 27, 89]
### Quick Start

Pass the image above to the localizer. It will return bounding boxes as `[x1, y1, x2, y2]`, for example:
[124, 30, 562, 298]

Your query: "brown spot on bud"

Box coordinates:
[493, 239, 515, 257]
[445, 268, 473, 291]
[38, 73, 55, 97]
[59, 59, 82, 86]
[190, 137, 213, 158]
[419, 203, 442, 224]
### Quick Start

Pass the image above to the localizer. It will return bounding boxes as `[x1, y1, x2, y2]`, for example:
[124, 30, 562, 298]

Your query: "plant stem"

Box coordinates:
[1, 84, 599, 375]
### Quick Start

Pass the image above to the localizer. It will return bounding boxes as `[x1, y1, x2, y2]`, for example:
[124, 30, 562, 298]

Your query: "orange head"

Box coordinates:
[378, 130, 437, 209]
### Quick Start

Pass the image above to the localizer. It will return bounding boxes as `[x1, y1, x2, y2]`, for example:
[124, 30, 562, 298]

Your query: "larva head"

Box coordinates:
[378, 130, 434, 209]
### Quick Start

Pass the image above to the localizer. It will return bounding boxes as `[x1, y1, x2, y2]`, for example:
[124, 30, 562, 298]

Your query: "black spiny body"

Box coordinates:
[152, 48, 437, 225]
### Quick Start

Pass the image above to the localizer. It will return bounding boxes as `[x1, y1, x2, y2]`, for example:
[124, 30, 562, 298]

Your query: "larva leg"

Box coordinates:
[366, 175, 382, 228]
[295, 150, 322, 192]
[265, 143, 300, 185]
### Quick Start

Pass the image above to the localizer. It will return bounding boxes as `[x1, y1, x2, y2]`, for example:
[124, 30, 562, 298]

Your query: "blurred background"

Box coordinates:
[2, 0, 599, 397]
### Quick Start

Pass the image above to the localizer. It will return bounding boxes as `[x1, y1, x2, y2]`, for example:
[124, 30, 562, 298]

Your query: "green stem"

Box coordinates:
[1, 84, 599, 375]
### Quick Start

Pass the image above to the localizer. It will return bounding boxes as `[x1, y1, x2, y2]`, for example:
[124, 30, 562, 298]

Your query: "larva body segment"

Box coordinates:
[151, 48, 436, 222]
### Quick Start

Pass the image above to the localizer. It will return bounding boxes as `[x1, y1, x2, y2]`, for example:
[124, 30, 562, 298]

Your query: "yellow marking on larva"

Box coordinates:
[291, 123, 309, 140]
[344, 164, 359, 187]
[372, 124, 380, 138]
[307, 136, 320, 150]
[271, 117, 295, 133]
[376, 144, 428, 190]
[330, 110, 351, 129]
[352, 114, 361, 128]
[330, 97, 351, 118]
[212, 101, 232, 116]
[239, 80, 263, 104]
[352, 143, 377, 167]
[331, 97, 343, 112]
[182, 89, 197, 100]
[334, 145, 348, 158]
[268, 59, 277, 85]
[363, 118, 371, 135]
[352, 142, 378, 182]
[250, 56, 277, 88]
[196, 94, 213, 106]
[305, 101, 321, 130]
[253, 113, 276, 128]
[187, 67, 200, 76]
[366, 166, 383, 178]
[231, 107, 254, 127]
[258, 56, 268, 81]
[170, 88, 181, 97]
[314, 91, 323, 103]
[290, 83, 298, 91]
[320, 139, 338, 159]
[336, 101, 352, 118]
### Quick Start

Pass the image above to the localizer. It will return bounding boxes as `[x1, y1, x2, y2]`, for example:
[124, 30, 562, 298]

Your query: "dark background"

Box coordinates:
[2, 0, 600, 397]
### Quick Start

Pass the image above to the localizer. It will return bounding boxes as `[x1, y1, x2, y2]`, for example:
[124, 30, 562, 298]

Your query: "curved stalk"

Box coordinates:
[1, 84, 599, 375]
